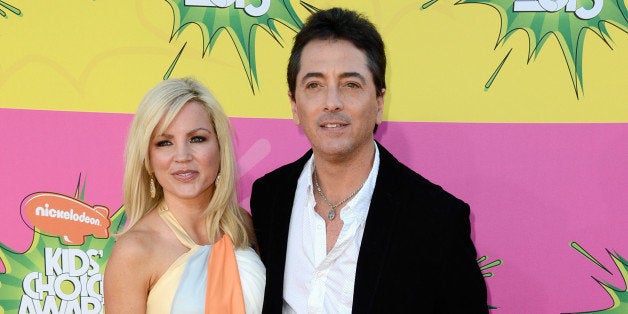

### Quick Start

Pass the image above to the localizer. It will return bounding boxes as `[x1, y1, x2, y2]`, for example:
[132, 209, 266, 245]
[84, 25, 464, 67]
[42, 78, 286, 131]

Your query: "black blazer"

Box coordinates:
[251, 142, 488, 313]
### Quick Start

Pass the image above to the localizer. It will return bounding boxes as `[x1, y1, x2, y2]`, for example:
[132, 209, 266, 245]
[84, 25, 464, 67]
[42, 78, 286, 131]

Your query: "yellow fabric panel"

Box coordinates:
[0, 0, 626, 121]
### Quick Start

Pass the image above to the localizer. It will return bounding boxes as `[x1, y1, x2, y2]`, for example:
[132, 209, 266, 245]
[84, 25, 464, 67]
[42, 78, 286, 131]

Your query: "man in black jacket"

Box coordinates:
[251, 7, 487, 313]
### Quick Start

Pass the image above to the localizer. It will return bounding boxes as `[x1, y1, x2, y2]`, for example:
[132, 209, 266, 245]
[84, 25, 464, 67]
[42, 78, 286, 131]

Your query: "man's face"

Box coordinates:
[290, 39, 384, 161]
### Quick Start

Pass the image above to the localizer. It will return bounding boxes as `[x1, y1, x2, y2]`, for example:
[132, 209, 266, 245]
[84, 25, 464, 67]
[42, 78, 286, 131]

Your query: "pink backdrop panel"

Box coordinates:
[232, 118, 628, 313]
[0, 109, 129, 252]
[1, 108, 627, 313]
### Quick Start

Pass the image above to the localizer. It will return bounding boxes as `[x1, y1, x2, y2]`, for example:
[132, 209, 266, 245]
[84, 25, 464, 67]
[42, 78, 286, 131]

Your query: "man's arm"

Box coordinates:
[438, 202, 489, 313]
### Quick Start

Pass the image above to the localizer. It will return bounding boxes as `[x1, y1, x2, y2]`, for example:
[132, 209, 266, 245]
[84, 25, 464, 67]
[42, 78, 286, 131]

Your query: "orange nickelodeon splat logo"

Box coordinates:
[21, 192, 111, 245]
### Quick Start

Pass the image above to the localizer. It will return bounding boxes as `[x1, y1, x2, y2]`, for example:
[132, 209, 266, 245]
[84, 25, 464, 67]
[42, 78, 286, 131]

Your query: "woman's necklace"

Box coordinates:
[313, 168, 365, 221]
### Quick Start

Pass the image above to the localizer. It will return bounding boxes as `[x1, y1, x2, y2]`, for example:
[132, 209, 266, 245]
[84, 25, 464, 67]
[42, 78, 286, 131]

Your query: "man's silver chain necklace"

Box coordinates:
[313, 168, 365, 221]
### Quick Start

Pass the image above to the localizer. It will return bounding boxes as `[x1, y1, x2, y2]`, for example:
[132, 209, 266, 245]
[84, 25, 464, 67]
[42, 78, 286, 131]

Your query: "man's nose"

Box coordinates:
[324, 87, 343, 112]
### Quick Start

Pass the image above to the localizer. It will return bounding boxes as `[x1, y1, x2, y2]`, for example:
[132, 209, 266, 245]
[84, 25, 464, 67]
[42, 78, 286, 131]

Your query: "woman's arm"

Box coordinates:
[104, 232, 152, 313]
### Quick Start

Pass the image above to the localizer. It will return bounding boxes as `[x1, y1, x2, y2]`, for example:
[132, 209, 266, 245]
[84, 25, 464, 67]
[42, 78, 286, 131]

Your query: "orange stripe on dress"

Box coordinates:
[205, 234, 246, 313]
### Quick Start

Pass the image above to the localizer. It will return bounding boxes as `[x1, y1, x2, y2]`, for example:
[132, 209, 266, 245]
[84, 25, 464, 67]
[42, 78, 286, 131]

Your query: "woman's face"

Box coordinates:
[149, 101, 221, 205]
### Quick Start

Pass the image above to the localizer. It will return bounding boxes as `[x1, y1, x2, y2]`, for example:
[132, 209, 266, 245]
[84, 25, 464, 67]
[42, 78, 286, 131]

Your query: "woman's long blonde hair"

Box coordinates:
[122, 77, 249, 248]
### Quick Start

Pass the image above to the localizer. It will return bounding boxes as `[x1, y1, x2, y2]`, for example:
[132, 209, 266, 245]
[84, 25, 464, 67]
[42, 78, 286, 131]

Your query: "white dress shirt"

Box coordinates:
[283, 143, 380, 313]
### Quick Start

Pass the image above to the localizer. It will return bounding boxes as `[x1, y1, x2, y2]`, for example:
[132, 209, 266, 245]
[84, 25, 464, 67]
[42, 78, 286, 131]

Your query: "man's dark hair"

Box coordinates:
[287, 8, 386, 99]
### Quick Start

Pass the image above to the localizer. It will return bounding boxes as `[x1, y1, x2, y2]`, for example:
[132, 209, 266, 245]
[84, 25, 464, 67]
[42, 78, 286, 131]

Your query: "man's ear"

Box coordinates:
[289, 91, 300, 125]
[376, 88, 385, 124]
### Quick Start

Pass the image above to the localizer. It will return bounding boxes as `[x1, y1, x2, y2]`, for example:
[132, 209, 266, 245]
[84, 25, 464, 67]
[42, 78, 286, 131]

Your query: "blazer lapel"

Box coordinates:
[352, 143, 403, 313]
[265, 151, 312, 311]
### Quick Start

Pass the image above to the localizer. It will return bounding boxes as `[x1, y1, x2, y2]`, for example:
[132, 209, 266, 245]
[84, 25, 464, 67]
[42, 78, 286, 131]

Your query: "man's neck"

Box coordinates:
[312, 141, 376, 199]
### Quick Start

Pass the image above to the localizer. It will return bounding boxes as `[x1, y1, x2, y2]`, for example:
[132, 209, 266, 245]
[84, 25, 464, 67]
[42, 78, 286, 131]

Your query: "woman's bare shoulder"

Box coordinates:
[110, 211, 166, 263]
[104, 212, 165, 313]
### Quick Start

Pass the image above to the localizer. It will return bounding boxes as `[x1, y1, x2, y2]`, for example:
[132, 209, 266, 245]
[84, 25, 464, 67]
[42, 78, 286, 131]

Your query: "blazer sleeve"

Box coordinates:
[250, 177, 270, 264]
[435, 200, 488, 313]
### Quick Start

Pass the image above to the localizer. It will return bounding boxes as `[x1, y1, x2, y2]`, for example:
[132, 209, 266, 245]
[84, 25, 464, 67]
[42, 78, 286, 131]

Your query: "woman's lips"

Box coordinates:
[172, 170, 198, 182]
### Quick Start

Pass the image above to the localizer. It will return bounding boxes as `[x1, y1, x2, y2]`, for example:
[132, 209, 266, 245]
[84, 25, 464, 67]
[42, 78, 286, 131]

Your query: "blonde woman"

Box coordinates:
[104, 77, 265, 313]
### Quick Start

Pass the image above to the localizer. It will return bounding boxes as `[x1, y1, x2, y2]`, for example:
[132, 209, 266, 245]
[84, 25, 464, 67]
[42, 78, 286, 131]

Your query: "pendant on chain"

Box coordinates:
[313, 168, 364, 221]
[328, 208, 336, 220]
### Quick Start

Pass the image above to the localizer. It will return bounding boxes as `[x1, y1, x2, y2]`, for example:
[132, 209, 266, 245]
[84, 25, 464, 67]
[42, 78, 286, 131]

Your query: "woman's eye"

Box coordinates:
[156, 140, 171, 147]
[190, 136, 206, 143]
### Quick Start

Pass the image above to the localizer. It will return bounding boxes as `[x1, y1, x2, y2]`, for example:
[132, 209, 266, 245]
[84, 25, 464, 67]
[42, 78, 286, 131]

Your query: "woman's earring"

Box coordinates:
[150, 176, 156, 198]
[215, 173, 221, 185]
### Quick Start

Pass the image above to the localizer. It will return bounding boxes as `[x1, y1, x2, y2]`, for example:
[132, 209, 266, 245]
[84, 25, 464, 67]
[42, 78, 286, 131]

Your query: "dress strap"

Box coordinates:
[157, 205, 199, 249]
[205, 234, 246, 313]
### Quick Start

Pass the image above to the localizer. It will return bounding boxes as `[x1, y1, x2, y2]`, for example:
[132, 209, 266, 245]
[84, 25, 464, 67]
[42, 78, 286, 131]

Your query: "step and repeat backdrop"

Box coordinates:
[1, 0, 626, 313]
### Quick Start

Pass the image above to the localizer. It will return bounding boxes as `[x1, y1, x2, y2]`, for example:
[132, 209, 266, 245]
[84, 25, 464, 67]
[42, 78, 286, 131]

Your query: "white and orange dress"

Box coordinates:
[146, 207, 265, 313]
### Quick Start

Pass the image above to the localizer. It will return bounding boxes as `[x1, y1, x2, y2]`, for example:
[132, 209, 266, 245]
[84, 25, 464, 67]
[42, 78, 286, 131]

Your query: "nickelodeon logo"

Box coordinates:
[513, 0, 603, 19]
[21, 193, 111, 245]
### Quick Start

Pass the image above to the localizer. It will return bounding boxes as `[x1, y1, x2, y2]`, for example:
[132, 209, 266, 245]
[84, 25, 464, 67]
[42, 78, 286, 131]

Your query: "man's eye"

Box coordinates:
[305, 82, 321, 89]
[190, 136, 206, 143]
[345, 82, 361, 89]
[156, 140, 171, 147]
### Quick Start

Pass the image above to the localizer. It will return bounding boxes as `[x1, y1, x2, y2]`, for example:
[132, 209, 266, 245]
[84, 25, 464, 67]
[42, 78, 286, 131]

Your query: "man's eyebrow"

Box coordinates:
[300, 72, 367, 84]
[300, 72, 324, 84]
[339, 72, 366, 83]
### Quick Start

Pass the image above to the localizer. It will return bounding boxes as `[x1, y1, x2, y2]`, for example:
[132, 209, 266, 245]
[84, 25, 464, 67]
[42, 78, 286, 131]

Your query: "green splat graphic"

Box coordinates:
[479, 255, 503, 278]
[447, 0, 628, 98]
[165, 0, 303, 92]
[0, 0, 21, 18]
[0, 208, 126, 313]
[478, 255, 502, 309]
[0, 176, 127, 313]
[570, 242, 628, 313]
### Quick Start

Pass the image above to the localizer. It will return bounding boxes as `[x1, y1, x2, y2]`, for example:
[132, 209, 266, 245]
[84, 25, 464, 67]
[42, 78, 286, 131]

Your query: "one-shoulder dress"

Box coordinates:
[145, 207, 265, 313]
